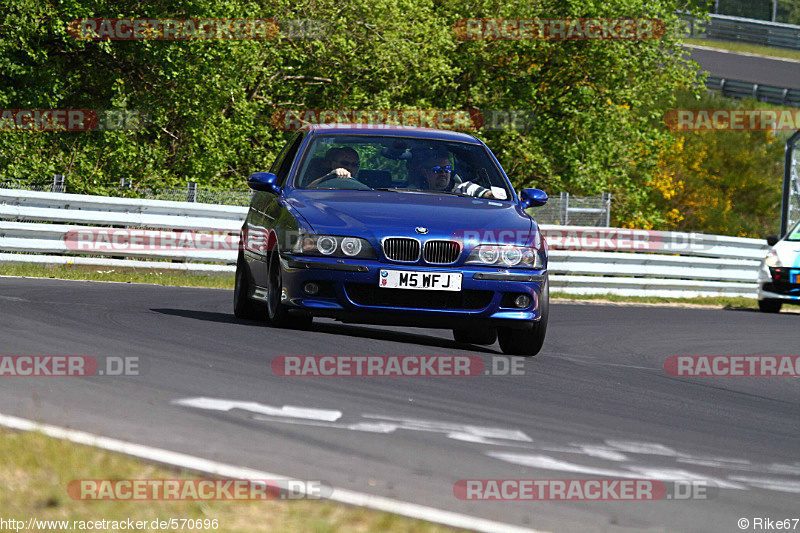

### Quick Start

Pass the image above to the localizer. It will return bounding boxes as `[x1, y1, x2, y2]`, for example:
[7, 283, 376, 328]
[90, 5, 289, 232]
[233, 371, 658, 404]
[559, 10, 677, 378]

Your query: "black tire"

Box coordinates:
[758, 299, 782, 313]
[233, 253, 262, 319]
[498, 281, 548, 357]
[453, 327, 497, 345]
[266, 255, 312, 329]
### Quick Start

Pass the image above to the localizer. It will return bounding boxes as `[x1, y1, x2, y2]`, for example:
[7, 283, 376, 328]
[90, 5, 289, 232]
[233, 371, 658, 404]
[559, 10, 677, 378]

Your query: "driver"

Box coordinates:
[416, 151, 494, 199]
[307, 147, 360, 187]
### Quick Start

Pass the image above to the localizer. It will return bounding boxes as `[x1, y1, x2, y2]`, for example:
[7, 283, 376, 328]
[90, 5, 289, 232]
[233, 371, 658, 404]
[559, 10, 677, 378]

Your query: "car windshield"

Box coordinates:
[787, 220, 800, 241]
[294, 134, 513, 201]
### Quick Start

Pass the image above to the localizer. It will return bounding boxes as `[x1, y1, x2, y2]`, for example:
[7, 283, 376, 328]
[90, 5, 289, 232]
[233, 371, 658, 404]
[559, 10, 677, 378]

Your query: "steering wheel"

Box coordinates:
[313, 177, 371, 190]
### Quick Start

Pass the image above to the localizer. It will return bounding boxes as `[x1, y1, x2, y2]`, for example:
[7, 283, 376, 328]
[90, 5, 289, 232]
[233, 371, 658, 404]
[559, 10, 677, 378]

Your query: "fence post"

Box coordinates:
[52, 174, 64, 193]
[602, 192, 612, 227]
[186, 182, 197, 203]
[559, 192, 568, 225]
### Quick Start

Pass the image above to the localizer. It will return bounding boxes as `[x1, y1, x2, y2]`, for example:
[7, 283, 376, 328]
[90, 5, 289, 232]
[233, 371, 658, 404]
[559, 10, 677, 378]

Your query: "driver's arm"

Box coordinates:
[453, 180, 492, 198]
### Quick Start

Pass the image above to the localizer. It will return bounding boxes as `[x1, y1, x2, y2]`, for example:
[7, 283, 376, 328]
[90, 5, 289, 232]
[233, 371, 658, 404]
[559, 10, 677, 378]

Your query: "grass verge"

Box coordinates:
[0, 427, 464, 533]
[684, 38, 800, 61]
[550, 291, 757, 308]
[0, 263, 235, 289]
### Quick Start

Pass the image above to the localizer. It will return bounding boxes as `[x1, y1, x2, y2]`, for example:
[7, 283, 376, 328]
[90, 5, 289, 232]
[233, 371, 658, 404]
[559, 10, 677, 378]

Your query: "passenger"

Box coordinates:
[415, 151, 495, 198]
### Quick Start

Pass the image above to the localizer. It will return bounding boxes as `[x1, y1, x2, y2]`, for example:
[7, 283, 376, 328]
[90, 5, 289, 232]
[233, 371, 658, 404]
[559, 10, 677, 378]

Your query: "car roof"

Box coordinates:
[302, 123, 483, 144]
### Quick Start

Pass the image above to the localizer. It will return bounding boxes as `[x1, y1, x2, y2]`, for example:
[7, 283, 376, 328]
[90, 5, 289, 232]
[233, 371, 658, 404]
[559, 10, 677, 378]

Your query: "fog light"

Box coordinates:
[514, 294, 532, 308]
[304, 282, 320, 295]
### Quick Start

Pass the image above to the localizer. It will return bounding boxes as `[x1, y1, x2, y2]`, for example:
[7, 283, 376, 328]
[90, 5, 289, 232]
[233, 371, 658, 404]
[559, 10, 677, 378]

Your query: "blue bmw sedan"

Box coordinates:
[234, 124, 549, 356]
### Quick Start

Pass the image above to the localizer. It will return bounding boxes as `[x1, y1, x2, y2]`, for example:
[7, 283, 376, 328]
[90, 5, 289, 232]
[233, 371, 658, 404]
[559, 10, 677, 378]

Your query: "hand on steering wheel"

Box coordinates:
[309, 168, 353, 188]
[327, 168, 352, 180]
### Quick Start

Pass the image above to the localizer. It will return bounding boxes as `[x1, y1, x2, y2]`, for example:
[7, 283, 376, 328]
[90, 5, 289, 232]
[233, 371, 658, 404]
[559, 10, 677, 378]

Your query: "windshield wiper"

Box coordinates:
[372, 188, 472, 197]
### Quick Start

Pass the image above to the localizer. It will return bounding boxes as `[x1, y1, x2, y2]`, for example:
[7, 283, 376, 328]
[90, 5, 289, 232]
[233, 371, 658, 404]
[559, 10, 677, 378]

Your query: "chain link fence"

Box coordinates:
[1, 175, 66, 193]
[106, 184, 252, 206]
[702, 0, 800, 23]
[1, 176, 251, 206]
[1, 176, 613, 226]
[712, 0, 774, 21]
[531, 192, 612, 227]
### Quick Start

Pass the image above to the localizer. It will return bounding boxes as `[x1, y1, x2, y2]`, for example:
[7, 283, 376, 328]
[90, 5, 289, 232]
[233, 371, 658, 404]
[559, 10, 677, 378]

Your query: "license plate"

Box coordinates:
[379, 270, 462, 291]
[791, 272, 800, 284]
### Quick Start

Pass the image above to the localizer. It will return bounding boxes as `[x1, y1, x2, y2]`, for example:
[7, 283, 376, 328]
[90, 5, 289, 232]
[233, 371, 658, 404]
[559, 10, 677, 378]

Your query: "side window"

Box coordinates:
[273, 133, 304, 186]
[269, 137, 292, 174]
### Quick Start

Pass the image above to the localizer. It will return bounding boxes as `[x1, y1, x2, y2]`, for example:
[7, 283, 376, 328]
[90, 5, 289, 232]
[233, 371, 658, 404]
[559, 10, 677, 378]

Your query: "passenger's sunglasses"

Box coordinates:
[428, 165, 452, 174]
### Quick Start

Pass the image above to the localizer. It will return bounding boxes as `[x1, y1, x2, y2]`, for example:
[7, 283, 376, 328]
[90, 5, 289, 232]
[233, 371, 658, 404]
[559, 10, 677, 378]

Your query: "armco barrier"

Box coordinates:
[0, 189, 245, 273]
[0, 189, 769, 297]
[705, 77, 800, 108]
[684, 14, 800, 51]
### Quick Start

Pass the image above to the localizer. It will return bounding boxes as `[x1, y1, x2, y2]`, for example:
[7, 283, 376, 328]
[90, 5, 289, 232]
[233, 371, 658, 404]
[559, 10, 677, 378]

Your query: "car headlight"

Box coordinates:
[293, 234, 375, 259]
[764, 250, 782, 268]
[478, 246, 499, 264]
[340, 237, 362, 256]
[317, 236, 337, 255]
[467, 244, 543, 268]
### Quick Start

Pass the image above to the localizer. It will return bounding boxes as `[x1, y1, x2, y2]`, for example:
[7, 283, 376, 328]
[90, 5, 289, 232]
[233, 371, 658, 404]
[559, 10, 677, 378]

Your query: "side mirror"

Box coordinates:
[766, 234, 779, 246]
[248, 172, 281, 195]
[519, 188, 548, 209]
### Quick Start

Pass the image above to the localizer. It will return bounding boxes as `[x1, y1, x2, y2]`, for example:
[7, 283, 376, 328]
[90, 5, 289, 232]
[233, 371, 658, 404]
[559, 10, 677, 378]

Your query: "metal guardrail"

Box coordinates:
[543, 227, 766, 298]
[0, 189, 245, 273]
[705, 76, 800, 107]
[684, 13, 800, 50]
[0, 190, 769, 297]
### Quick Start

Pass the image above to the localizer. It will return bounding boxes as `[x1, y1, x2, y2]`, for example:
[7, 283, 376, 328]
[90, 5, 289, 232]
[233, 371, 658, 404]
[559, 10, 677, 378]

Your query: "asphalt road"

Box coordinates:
[686, 45, 800, 89]
[0, 277, 798, 532]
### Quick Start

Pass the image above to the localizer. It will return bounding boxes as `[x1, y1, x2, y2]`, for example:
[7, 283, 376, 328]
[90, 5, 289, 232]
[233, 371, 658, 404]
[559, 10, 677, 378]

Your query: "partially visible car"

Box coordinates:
[233, 124, 550, 356]
[757, 220, 800, 313]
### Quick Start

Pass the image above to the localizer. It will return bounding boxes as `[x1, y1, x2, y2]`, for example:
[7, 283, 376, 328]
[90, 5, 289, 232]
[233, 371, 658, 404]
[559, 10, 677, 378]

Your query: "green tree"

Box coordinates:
[778, 0, 800, 23]
[1, 0, 705, 227]
[649, 91, 785, 237]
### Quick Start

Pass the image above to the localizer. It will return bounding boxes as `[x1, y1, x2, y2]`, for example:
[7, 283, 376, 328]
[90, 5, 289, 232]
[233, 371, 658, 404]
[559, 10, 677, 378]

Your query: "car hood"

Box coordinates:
[287, 190, 538, 246]
[770, 240, 800, 267]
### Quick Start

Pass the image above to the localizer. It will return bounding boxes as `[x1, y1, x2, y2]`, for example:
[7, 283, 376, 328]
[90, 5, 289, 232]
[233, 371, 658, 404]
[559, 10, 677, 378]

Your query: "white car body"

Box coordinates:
[757, 221, 800, 312]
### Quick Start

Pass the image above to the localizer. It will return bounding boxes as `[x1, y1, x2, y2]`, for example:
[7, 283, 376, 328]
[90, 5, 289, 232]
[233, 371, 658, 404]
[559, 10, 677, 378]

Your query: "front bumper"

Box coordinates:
[279, 255, 547, 329]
